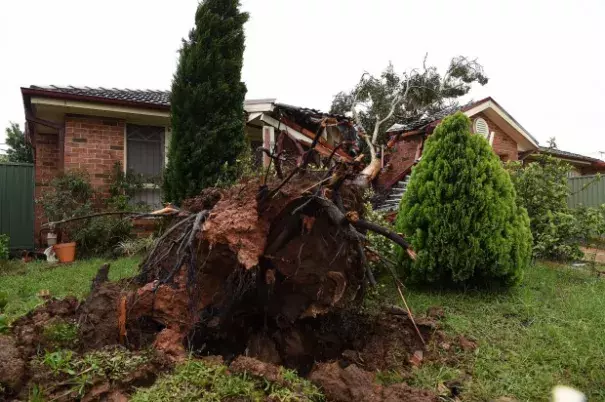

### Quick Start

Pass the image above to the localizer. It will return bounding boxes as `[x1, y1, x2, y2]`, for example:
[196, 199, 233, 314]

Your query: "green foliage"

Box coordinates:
[38, 170, 94, 224]
[4, 122, 33, 163]
[107, 162, 146, 212]
[41, 350, 75, 375]
[506, 155, 582, 260]
[43, 322, 79, 348]
[36, 348, 153, 397]
[163, 0, 249, 203]
[116, 236, 156, 256]
[131, 359, 324, 402]
[0, 234, 8, 260]
[330, 56, 488, 146]
[0, 314, 8, 334]
[396, 112, 532, 288]
[37, 169, 141, 257]
[376, 262, 605, 400]
[573, 204, 605, 246]
[72, 216, 133, 258]
[363, 191, 396, 278]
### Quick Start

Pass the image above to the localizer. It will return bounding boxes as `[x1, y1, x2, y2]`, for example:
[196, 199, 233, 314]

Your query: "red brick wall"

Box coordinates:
[377, 113, 520, 189]
[473, 112, 518, 161]
[34, 117, 126, 245]
[376, 135, 423, 189]
[64, 116, 125, 194]
[34, 133, 60, 242]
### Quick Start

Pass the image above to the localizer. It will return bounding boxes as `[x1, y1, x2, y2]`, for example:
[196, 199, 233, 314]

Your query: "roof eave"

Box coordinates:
[20, 87, 170, 111]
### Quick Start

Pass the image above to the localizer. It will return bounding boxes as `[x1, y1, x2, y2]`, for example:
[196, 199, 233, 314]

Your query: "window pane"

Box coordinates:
[126, 124, 164, 179]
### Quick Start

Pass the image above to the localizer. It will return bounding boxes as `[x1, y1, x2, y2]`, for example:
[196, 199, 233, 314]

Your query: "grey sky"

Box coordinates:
[1, 0, 604, 157]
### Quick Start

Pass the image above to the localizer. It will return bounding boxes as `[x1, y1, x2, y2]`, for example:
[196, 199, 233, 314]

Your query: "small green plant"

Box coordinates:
[29, 384, 44, 402]
[375, 370, 405, 386]
[0, 290, 8, 311]
[0, 314, 8, 334]
[42, 350, 75, 375]
[116, 236, 156, 257]
[0, 234, 9, 260]
[43, 322, 79, 348]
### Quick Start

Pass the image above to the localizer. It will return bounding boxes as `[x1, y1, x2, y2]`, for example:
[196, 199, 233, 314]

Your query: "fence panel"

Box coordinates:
[0, 162, 35, 250]
[568, 175, 605, 208]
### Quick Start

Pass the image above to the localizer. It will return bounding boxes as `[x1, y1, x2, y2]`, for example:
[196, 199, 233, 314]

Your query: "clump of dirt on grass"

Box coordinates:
[11, 296, 80, 357]
[26, 346, 168, 401]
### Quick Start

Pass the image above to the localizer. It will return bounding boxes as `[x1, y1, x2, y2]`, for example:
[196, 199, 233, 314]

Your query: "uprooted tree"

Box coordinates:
[73, 109, 430, 371]
[330, 56, 488, 186]
[163, 0, 249, 204]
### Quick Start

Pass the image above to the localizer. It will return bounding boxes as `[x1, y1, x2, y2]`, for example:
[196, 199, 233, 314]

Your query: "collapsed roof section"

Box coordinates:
[245, 100, 357, 161]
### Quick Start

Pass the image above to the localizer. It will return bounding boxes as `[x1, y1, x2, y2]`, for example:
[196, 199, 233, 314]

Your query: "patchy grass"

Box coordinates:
[131, 359, 324, 402]
[380, 262, 605, 401]
[0, 257, 139, 321]
[32, 347, 155, 399]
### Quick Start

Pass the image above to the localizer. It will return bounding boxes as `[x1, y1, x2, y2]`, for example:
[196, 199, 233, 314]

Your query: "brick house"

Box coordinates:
[375, 97, 605, 211]
[21, 85, 354, 240]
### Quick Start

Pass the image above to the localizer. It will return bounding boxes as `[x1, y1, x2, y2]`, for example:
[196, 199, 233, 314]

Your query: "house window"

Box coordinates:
[126, 124, 165, 208]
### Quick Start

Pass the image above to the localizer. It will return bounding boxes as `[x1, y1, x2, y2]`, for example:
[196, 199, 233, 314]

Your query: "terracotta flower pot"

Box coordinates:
[53, 242, 76, 263]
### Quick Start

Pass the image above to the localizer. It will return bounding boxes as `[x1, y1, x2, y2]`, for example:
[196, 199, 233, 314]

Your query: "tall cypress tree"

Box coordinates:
[164, 0, 248, 203]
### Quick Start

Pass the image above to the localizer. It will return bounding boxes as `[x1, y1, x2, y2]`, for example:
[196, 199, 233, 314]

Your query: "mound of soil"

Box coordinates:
[11, 296, 80, 357]
[309, 361, 437, 402]
[0, 335, 26, 395]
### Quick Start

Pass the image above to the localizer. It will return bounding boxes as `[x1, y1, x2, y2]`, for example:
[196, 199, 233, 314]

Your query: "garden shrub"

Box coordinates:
[506, 154, 583, 260]
[573, 204, 605, 247]
[395, 112, 532, 288]
[38, 169, 137, 257]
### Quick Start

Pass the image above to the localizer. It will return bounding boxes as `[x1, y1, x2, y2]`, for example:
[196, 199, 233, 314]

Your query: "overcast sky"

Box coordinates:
[1, 0, 603, 157]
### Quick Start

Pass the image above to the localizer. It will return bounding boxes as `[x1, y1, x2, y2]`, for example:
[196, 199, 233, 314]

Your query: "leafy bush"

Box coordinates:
[107, 162, 147, 212]
[38, 170, 94, 224]
[506, 155, 582, 260]
[395, 112, 532, 288]
[0, 234, 8, 260]
[73, 216, 133, 258]
[573, 205, 605, 247]
[38, 170, 136, 257]
[363, 191, 396, 277]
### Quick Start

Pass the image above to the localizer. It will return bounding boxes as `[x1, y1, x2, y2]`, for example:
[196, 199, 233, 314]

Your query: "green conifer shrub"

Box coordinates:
[395, 112, 532, 288]
[163, 0, 249, 204]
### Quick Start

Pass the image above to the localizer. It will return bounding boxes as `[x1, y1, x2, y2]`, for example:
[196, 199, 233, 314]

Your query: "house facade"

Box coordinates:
[22, 85, 354, 239]
[376, 97, 540, 191]
[375, 97, 605, 211]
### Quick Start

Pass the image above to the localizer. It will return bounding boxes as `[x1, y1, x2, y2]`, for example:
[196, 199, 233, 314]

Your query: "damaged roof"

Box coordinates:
[22, 86, 351, 126]
[386, 96, 539, 149]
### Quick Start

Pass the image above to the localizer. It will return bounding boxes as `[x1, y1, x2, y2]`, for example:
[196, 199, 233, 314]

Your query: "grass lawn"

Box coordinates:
[0, 257, 139, 321]
[2, 258, 604, 401]
[393, 262, 605, 401]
